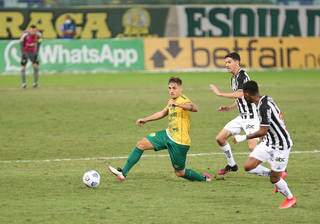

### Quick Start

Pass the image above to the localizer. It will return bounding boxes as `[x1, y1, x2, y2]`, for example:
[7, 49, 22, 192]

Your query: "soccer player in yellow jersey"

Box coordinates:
[108, 77, 212, 182]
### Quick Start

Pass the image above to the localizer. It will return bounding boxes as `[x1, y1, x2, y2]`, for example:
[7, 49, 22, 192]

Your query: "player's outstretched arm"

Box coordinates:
[210, 84, 243, 99]
[168, 99, 198, 112]
[136, 108, 169, 126]
[218, 100, 237, 112]
[233, 126, 269, 143]
[175, 103, 198, 112]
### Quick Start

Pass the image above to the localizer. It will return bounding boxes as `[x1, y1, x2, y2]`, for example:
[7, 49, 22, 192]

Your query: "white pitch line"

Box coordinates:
[0, 150, 319, 164]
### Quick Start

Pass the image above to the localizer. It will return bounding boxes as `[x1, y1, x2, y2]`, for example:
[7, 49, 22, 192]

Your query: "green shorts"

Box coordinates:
[146, 130, 189, 170]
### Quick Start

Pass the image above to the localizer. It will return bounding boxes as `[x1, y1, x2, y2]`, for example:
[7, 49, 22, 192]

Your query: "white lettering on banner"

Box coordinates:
[126, 49, 138, 67]
[100, 45, 114, 64]
[41, 44, 59, 63]
[3, 41, 139, 72]
[40, 44, 138, 67]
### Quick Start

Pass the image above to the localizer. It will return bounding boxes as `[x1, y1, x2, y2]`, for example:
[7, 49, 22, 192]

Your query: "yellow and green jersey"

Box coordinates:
[166, 95, 192, 146]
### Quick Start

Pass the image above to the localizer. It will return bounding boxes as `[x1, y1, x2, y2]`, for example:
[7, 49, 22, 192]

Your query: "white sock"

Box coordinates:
[275, 178, 293, 199]
[248, 165, 271, 176]
[220, 143, 236, 166]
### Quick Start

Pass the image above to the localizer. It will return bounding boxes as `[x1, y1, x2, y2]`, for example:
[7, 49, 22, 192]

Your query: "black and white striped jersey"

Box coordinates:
[258, 96, 293, 150]
[231, 69, 257, 119]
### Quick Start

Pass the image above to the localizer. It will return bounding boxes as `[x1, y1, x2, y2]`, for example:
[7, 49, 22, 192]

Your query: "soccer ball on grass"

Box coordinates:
[82, 170, 100, 188]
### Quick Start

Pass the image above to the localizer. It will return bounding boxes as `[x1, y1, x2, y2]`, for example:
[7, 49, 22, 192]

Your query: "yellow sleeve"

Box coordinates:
[180, 95, 192, 104]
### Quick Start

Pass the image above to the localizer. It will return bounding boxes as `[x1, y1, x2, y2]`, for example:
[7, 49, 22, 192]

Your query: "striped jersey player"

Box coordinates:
[234, 80, 296, 209]
[258, 96, 293, 149]
[209, 52, 270, 177]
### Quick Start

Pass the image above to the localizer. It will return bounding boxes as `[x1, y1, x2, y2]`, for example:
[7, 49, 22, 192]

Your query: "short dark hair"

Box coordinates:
[168, 77, 182, 85]
[30, 25, 37, 29]
[224, 52, 241, 62]
[243, 80, 259, 96]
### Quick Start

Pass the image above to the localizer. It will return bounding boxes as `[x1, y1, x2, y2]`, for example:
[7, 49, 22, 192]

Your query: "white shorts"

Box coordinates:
[249, 142, 291, 172]
[224, 115, 260, 135]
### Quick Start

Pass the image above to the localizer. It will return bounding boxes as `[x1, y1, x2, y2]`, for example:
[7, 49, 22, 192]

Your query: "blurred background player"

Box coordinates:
[20, 25, 42, 88]
[209, 52, 270, 177]
[234, 80, 296, 209]
[60, 15, 76, 39]
[108, 77, 212, 182]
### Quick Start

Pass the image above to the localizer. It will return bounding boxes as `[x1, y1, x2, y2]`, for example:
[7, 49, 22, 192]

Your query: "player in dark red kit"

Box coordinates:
[20, 25, 42, 88]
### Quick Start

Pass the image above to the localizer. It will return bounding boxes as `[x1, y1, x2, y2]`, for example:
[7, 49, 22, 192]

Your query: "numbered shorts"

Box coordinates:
[249, 142, 291, 172]
[21, 52, 39, 65]
[224, 115, 260, 135]
[146, 130, 189, 171]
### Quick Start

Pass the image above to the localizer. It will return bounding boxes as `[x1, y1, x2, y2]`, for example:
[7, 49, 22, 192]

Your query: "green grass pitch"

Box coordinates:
[0, 70, 319, 224]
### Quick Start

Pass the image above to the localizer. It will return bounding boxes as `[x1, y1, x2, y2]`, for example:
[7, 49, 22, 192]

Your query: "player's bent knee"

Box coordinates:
[244, 165, 252, 172]
[136, 138, 152, 150]
[244, 162, 255, 172]
[216, 130, 230, 146]
[270, 172, 281, 184]
[270, 176, 280, 184]
[136, 140, 146, 150]
[216, 136, 226, 146]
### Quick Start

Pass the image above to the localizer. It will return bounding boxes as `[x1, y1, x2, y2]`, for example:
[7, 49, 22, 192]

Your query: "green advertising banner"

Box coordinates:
[0, 39, 144, 73]
[0, 7, 169, 39]
[177, 5, 320, 37]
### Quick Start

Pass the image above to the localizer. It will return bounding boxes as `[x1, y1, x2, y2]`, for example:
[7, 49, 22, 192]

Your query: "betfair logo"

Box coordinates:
[150, 40, 182, 68]
[145, 37, 320, 70]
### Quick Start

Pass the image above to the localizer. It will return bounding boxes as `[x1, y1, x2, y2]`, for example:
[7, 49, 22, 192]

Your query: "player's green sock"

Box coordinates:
[122, 147, 143, 176]
[183, 169, 205, 181]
